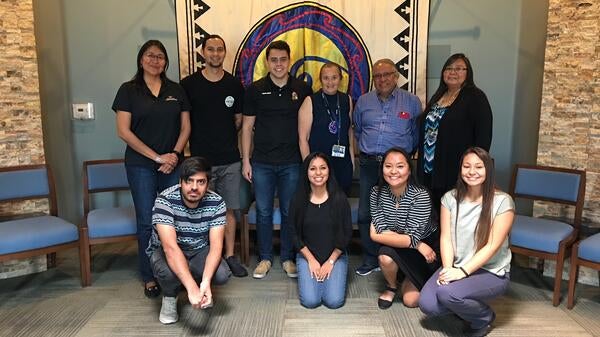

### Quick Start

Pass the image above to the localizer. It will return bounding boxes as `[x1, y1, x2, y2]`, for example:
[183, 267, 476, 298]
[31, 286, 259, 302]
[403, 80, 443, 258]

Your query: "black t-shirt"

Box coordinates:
[112, 80, 191, 167]
[180, 70, 244, 166]
[243, 74, 312, 164]
[290, 196, 353, 264]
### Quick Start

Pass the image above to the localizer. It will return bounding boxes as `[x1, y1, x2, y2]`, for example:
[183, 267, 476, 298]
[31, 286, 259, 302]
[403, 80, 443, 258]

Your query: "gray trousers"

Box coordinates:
[419, 268, 510, 329]
[150, 246, 231, 297]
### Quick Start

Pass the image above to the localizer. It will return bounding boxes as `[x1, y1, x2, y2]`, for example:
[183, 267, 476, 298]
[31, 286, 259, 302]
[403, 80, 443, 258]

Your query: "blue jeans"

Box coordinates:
[126, 164, 179, 283]
[297, 254, 348, 309]
[419, 268, 510, 329]
[357, 154, 381, 266]
[252, 162, 299, 262]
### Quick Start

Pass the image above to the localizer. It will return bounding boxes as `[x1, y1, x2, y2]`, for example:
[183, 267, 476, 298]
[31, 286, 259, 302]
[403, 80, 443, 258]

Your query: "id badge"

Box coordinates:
[331, 144, 346, 158]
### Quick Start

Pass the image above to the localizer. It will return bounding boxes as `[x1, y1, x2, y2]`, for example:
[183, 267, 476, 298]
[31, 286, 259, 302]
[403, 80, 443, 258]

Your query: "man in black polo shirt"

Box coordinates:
[180, 34, 247, 277]
[241, 40, 312, 279]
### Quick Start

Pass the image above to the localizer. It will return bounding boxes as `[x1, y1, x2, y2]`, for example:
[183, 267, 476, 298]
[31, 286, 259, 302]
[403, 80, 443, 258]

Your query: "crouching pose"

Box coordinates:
[147, 157, 231, 324]
[289, 152, 353, 309]
[419, 147, 514, 337]
[369, 147, 439, 309]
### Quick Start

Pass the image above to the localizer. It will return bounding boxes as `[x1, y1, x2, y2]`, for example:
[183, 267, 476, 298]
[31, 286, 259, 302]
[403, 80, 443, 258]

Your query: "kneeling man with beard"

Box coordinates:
[146, 156, 231, 324]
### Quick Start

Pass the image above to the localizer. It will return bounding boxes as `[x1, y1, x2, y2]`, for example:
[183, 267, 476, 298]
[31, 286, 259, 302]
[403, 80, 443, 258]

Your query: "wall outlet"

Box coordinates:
[72, 103, 95, 120]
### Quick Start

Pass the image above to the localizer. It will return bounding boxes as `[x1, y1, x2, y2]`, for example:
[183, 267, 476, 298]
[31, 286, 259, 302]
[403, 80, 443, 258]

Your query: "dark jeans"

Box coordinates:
[126, 164, 179, 283]
[419, 268, 510, 329]
[150, 246, 231, 297]
[357, 154, 381, 266]
[252, 161, 299, 262]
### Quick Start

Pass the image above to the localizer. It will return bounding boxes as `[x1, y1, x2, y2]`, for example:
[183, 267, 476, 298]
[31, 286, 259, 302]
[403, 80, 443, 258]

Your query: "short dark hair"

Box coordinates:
[180, 157, 211, 182]
[201, 34, 226, 51]
[266, 40, 290, 59]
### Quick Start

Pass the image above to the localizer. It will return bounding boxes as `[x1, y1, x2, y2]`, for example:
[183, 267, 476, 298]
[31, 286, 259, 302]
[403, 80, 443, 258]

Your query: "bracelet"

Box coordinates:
[328, 259, 335, 265]
[170, 150, 181, 156]
[154, 156, 164, 164]
[458, 266, 469, 277]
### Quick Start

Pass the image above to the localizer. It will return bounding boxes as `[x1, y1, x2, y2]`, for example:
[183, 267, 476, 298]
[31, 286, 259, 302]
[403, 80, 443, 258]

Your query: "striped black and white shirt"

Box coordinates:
[146, 185, 226, 257]
[369, 184, 436, 248]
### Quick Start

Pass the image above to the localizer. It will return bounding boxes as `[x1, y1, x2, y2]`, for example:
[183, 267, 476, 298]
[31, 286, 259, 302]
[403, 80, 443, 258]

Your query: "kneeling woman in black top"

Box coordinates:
[370, 147, 439, 309]
[289, 152, 353, 309]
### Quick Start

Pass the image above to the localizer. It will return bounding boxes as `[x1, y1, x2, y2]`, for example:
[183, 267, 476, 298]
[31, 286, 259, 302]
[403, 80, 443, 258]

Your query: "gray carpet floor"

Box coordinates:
[0, 242, 599, 337]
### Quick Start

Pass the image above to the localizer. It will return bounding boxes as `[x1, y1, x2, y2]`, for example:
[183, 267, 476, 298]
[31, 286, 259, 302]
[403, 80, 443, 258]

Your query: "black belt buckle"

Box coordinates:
[361, 152, 384, 162]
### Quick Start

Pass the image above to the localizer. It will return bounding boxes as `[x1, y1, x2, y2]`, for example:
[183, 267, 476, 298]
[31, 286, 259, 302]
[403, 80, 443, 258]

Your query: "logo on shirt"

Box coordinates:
[291, 92, 299, 101]
[261, 91, 272, 95]
[165, 96, 178, 102]
[224, 96, 235, 107]
[398, 111, 410, 119]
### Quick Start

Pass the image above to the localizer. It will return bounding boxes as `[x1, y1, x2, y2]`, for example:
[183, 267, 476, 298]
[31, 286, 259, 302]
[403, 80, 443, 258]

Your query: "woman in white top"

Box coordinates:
[419, 147, 514, 337]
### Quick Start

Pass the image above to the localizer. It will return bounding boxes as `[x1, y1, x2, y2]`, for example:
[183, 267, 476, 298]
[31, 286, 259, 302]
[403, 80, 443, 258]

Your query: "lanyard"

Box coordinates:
[321, 91, 341, 144]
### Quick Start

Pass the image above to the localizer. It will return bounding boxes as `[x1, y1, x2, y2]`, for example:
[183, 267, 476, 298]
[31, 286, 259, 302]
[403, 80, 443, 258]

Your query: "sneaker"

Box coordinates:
[253, 260, 272, 279]
[355, 263, 381, 276]
[226, 256, 248, 277]
[159, 296, 178, 324]
[282, 260, 298, 278]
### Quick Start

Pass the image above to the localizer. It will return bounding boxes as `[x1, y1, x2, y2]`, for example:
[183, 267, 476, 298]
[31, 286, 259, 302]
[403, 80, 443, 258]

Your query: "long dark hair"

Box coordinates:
[375, 147, 419, 206]
[291, 152, 344, 226]
[132, 40, 170, 88]
[454, 147, 495, 250]
[424, 53, 476, 113]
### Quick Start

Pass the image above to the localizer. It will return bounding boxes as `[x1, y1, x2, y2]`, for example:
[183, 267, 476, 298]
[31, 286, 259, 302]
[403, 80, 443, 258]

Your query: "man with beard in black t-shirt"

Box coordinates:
[181, 34, 247, 277]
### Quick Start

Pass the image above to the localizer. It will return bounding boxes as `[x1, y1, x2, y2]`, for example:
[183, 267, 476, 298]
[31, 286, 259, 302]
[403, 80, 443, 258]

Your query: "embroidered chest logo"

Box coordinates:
[165, 96, 178, 102]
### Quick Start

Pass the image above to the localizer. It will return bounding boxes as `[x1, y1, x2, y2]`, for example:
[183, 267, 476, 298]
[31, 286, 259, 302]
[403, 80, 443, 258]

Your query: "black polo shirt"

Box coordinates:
[112, 79, 191, 167]
[243, 74, 312, 164]
[181, 70, 243, 166]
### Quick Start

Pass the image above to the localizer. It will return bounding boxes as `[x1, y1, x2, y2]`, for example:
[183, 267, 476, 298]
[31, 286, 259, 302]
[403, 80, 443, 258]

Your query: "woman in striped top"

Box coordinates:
[369, 147, 440, 309]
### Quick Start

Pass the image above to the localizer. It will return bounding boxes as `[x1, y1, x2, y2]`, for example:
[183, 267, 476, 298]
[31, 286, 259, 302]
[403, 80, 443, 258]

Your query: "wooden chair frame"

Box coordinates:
[567, 239, 600, 309]
[79, 159, 137, 286]
[509, 164, 586, 306]
[0, 164, 81, 280]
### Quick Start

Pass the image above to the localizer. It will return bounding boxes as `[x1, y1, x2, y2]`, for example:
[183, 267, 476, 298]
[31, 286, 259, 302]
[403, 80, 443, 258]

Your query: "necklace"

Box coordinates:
[439, 89, 461, 107]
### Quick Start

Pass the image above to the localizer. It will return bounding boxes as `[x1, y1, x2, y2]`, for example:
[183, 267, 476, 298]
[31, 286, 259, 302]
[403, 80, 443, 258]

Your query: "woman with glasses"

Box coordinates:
[289, 152, 353, 309]
[369, 147, 439, 309]
[112, 40, 191, 298]
[298, 62, 355, 194]
[416, 53, 492, 211]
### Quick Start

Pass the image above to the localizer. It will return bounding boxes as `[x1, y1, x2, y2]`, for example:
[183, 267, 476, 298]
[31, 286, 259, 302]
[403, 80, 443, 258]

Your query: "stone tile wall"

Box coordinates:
[536, 0, 599, 285]
[0, 0, 48, 278]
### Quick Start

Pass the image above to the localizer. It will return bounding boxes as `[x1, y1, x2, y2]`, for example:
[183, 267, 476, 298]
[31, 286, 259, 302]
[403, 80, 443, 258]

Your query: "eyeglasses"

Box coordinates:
[144, 53, 166, 62]
[372, 71, 397, 80]
[444, 67, 467, 73]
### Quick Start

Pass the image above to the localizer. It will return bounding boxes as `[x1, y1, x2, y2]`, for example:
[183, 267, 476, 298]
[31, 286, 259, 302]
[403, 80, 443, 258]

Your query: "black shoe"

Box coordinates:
[144, 282, 161, 298]
[226, 256, 248, 277]
[355, 263, 381, 276]
[377, 285, 397, 310]
[464, 312, 495, 337]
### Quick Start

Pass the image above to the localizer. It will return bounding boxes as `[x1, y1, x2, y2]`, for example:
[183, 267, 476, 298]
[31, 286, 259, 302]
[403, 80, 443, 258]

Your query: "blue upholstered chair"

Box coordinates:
[567, 232, 600, 309]
[240, 198, 360, 265]
[509, 164, 586, 306]
[0, 164, 80, 281]
[80, 159, 136, 286]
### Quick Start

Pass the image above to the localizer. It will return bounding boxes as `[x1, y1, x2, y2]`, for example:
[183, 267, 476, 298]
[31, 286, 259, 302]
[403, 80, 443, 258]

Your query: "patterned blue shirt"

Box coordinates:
[146, 185, 226, 257]
[353, 87, 422, 155]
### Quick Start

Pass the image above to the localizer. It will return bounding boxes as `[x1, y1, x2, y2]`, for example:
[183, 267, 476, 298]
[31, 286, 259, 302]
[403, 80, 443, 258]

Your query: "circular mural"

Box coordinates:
[233, 2, 372, 101]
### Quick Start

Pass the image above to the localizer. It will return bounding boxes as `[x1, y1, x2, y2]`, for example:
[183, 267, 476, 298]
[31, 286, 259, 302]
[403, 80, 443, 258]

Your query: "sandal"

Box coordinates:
[144, 282, 161, 298]
[377, 285, 397, 309]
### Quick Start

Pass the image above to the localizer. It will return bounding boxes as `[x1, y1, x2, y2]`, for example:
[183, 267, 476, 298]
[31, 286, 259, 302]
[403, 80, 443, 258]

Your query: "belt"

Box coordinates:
[360, 152, 384, 161]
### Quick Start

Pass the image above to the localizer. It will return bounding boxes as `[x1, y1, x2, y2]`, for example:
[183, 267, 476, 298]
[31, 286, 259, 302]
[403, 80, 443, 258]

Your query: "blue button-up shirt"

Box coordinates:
[353, 87, 422, 155]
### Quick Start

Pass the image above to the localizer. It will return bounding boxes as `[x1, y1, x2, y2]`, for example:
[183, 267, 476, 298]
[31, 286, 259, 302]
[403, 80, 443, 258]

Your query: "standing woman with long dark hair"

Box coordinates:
[419, 147, 514, 336]
[112, 40, 191, 298]
[417, 54, 492, 210]
[289, 152, 353, 309]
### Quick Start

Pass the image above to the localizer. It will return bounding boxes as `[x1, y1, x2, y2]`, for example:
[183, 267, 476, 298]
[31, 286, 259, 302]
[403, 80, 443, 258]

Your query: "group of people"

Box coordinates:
[112, 35, 513, 336]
